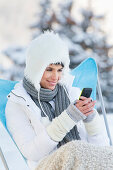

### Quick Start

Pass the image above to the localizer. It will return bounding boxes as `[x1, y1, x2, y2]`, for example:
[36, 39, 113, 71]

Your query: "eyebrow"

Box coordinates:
[47, 67, 63, 70]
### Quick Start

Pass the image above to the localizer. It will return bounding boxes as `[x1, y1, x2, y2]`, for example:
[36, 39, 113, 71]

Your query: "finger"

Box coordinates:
[75, 101, 96, 114]
[75, 105, 94, 116]
[82, 105, 95, 114]
[79, 96, 87, 100]
[75, 100, 96, 114]
[80, 96, 94, 103]
[85, 110, 94, 116]
[75, 99, 85, 105]
[78, 101, 96, 113]
[75, 100, 79, 103]
[82, 101, 96, 110]
[87, 98, 96, 103]
[90, 97, 93, 102]
[78, 98, 94, 107]
[79, 103, 94, 113]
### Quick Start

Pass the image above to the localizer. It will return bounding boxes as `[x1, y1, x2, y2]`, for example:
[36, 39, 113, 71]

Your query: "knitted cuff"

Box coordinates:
[66, 103, 86, 122]
[83, 109, 96, 123]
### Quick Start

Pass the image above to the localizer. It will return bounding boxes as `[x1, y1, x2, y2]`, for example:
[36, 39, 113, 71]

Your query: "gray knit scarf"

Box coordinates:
[23, 77, 80, 148]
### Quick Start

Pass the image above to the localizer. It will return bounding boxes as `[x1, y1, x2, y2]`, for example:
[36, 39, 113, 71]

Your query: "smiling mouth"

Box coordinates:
[48, 81, 57, 86]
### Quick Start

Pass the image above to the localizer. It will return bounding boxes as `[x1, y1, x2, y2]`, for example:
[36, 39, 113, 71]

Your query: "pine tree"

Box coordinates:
[2, 0, 113, 113]
[1, 46, 26, 81]
[30, 0, 113, 113]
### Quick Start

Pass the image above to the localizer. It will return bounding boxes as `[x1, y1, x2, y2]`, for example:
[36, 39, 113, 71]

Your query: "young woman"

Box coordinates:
[5, 31, 109, 169]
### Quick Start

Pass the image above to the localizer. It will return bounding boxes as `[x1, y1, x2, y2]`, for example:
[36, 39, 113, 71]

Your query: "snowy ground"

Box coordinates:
[0, 158, 5, 170]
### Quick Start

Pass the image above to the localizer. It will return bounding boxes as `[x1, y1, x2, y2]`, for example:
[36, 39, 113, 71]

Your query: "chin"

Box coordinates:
[49, 87, 55, 90]
[48, 85, 56, 90]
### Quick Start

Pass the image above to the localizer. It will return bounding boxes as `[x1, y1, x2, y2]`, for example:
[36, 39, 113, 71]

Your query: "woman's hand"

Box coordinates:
[75, 96, 96, 116]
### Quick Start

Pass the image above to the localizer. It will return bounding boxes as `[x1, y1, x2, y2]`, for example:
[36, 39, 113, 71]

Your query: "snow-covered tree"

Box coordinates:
[1, 0, 113, 113]
[28, 0, 113, 113]
[1, 46, 26, 81]
[30, 0, 53, 37]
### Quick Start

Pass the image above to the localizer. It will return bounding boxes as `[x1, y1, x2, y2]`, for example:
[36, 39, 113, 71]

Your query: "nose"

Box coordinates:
[51, 71, 58, 81]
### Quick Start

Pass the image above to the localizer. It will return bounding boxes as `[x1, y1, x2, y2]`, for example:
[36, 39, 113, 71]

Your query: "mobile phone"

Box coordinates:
[79, 88, 92, 100]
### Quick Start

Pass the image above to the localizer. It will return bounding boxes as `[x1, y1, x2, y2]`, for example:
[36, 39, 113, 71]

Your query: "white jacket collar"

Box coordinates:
[11, 81, 31, 103]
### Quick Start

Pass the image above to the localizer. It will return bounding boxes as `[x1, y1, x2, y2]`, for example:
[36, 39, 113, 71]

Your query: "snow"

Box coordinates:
[3, 46, 26, 65]
[0, 158, 5, 170]
[0, 0, 113, 113]
[0, 1, 113, 169]
[101, 114, 113, 143]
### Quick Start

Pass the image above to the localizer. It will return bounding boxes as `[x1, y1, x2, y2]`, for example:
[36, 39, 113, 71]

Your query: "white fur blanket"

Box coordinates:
[35, 140, 113, 170]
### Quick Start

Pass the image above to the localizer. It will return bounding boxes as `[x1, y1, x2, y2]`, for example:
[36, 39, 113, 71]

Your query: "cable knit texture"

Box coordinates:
[35, 140, 113, 170]
[66, 102, 96, 123]
[83, 109, 97, 123]
[66, 103, 86, 122]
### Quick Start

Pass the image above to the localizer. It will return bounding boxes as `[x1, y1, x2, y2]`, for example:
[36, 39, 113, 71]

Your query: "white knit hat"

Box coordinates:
[24, 31, 70, 90]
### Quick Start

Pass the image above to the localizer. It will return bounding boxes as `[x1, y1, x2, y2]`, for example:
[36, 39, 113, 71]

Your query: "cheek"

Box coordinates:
[42, 72, 51, 80]
[45, 73, 52, 79]
[58, 73, 63, 80]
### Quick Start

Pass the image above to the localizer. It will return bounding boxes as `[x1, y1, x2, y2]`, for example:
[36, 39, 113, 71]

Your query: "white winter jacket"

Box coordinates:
[5, 81, 109, 170]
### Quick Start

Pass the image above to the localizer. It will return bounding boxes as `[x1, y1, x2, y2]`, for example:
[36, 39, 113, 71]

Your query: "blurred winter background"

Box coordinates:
[0, 0, 113, 140]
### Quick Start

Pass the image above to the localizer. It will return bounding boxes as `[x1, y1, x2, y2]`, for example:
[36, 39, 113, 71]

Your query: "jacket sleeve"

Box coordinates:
[78, 119, 110, 146]
[5, 100, 58, 162]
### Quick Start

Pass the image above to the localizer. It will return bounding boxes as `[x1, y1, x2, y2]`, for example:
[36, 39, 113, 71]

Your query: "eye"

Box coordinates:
[58, 69, 63, 72]
[46, 68, 52, 71]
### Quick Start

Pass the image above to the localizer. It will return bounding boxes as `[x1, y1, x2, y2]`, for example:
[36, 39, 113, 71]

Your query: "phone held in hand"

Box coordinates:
[79, 88, 92, 100]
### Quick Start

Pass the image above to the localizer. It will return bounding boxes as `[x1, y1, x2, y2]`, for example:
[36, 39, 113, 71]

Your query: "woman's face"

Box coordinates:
[40, 64, 63, 90]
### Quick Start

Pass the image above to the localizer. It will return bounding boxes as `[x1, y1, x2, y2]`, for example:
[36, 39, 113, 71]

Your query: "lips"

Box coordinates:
[48, 81, 57, 86]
